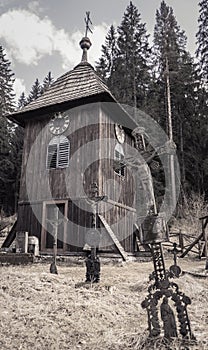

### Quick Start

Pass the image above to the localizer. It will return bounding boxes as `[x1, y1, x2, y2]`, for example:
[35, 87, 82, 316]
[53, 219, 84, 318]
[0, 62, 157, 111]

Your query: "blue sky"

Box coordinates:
[0, 0, 199, 101]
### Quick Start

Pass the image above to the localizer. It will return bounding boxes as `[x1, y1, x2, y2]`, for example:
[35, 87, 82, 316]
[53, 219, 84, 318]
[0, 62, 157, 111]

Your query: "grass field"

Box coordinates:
[0, 257, 207, 350]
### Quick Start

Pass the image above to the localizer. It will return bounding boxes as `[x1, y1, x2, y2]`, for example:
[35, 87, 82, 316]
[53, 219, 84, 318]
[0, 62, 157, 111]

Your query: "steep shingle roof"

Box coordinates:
[9, 62, 116, 124]
[8, 52, 137, 130]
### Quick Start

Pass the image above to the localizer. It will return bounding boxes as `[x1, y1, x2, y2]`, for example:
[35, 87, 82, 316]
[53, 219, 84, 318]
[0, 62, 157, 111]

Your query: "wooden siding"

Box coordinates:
[96, 105, 136, 252]
[16, 200, 136, 253]
[17, 102, 137, 254]
[19, 103, 101, 202]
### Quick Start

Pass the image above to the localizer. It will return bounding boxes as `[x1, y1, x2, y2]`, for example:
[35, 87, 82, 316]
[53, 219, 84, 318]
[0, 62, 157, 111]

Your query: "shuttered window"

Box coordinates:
[47, 136, 70, 169]
[114, 143, 125, 177]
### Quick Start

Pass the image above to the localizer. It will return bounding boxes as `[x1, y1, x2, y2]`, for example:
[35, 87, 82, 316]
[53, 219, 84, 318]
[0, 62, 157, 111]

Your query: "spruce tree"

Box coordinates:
[96, 2, 151, 108]
[96, 25, 118, 87]
[116, 1, 151, 108]
[196, 0, 208, 82]
[0, 46, 15, 116]
[0, 46, 16, 214]
[153, 2, 185, 133]
[18, 92, 28, 109]
[42, 71, 54, 93]
[152, 1, 200, 197]
[27, 78, 43, 103]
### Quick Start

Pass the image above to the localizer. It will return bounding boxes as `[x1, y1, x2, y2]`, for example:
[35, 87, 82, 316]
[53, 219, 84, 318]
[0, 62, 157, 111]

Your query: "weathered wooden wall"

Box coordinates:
[17, 102, 137, 254]
[19, 103, 101, 202]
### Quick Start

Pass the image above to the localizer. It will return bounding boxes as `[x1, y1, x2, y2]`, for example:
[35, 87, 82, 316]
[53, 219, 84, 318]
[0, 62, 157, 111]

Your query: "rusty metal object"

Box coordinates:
[169, 243, 182, 278]
[85, 247, 100, 283]
[140, 215, 195, 340]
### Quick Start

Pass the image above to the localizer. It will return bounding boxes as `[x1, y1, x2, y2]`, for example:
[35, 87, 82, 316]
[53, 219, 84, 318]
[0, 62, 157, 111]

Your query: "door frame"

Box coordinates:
[41, 200, 68, 253]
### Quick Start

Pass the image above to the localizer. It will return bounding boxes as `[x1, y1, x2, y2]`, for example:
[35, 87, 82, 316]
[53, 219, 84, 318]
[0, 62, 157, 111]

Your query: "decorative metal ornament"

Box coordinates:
[85, 248, 100, 283]
[140, 215, 195, 340]
[115, 124, 125, 144]
[49, 112, 70, 135]
[139, 215, 168, 244]
[132, 126, 146, 151]
[169, 243, 182, 278]
[85, 229, 100, 248]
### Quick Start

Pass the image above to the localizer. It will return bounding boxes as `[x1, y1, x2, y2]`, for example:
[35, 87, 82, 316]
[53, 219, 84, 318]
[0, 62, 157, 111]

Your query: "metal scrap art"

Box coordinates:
[140, 215, 195, 339]
[131, 127, 195, 340]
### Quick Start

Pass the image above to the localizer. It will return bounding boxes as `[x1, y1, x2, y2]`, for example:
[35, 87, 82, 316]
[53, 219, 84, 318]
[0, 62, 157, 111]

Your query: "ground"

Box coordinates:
[0, 257, 207, 350]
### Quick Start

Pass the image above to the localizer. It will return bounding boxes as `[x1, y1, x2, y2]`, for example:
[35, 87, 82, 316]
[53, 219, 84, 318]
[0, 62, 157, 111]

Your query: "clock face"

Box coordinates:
[49, 112, 70, 135]
[115, 124, 125, 144]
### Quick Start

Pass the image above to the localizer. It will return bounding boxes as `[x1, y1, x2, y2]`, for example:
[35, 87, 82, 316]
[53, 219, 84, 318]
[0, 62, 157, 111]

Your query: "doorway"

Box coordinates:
[41, 200, 68, 253]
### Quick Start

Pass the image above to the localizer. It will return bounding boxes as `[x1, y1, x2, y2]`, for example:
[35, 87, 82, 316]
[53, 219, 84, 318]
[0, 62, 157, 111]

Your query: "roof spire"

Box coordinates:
[79, 11, 92, 63]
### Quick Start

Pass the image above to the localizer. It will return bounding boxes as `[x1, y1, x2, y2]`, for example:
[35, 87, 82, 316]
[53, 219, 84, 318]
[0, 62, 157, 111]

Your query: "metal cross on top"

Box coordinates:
[84, 11, 93, 37]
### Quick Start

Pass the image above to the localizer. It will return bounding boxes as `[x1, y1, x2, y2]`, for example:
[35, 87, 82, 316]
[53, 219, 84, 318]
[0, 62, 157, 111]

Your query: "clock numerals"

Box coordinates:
[49, 112, 70, 135]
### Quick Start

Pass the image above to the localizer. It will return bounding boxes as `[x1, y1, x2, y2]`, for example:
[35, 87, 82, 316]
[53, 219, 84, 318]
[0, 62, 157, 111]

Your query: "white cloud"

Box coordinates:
[0, 9, 107, 69]
[13, 77, 26, 102]
[27, 1, 44, 15]
[89, 23, 108, 63]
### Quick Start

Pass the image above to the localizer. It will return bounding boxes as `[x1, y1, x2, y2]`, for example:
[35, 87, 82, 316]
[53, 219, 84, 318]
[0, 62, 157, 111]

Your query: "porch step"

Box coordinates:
[0, 253, 34, 265]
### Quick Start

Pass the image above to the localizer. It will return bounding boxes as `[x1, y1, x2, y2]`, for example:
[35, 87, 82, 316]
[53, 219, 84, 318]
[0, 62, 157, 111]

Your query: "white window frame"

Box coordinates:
[47, 135, 70, 169]
[114, 143, 125, 177]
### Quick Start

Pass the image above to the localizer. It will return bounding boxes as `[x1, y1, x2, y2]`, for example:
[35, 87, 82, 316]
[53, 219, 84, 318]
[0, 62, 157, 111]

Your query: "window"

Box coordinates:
[114, 143, 125, 177]
[47, 135, 70, 169]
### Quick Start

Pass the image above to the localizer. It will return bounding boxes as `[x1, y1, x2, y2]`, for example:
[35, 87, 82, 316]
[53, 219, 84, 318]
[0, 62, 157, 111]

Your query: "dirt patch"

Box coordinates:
[0, 258, 207, 349]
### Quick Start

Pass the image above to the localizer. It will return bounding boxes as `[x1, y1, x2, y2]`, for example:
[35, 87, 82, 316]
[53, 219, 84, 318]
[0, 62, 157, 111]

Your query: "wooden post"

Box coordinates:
[180, 232, 203, 258]
[53, 206, 59, 267]
[202, 217, 208, 270]
[179, 230, 184, 253]
[202, 218, 208, 258]
[165, 56, 177, 210]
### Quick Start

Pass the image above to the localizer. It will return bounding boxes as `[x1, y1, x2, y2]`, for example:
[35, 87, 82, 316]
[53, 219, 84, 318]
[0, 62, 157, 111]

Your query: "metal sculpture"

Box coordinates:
[140, 215, 195, 339]
[115, 125, 195, 340]
[168, 242, 182, 278]
[84, 11, 93, 37]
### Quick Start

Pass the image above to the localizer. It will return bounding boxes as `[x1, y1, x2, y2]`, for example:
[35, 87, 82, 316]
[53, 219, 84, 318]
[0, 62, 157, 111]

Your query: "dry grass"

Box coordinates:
[0, 258, 207, 350]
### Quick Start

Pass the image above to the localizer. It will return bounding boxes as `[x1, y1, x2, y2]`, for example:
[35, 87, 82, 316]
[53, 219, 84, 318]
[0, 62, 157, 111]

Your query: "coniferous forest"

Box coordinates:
[0, 0, 208, 217]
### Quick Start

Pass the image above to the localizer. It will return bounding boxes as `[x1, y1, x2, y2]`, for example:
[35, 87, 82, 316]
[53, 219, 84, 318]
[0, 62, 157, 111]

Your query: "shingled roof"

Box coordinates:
[9, 36, 137, 130]
[10, 61, 117, 123]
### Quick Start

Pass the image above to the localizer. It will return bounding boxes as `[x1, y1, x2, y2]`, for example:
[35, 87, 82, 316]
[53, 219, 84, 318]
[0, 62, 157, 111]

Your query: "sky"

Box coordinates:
[0, 0, 199, 101]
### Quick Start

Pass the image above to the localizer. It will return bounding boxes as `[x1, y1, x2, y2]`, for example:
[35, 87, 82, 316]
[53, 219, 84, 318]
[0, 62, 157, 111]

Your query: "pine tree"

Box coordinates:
[152, 1, 201, 198]
[27, 78, 43, 103]
[9, 124, 24, 212]
[0, 46, 16, 214]
[18, 92, 28, 109]
[196, 0, 208, 82]
[116, 1, 151, 108]
[153, 0, 188, 130]
[96, 25, 118, 86]
[96, 2, 151, 108]
[0, 46, 15, 116]
[42, 71, 54, 93]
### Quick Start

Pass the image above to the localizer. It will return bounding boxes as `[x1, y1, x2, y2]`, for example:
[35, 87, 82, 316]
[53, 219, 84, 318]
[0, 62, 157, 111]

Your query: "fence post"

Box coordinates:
[179, 230, 184, 253]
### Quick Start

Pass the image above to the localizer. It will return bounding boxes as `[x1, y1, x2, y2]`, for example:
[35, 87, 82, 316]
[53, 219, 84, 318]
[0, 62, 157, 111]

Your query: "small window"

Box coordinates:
[47, 136, 70, 169]
[114, 143, 125, 177]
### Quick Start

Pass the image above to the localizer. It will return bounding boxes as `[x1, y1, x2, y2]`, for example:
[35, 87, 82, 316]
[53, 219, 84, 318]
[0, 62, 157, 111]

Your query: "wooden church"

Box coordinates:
[3, 35, 148, 259]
